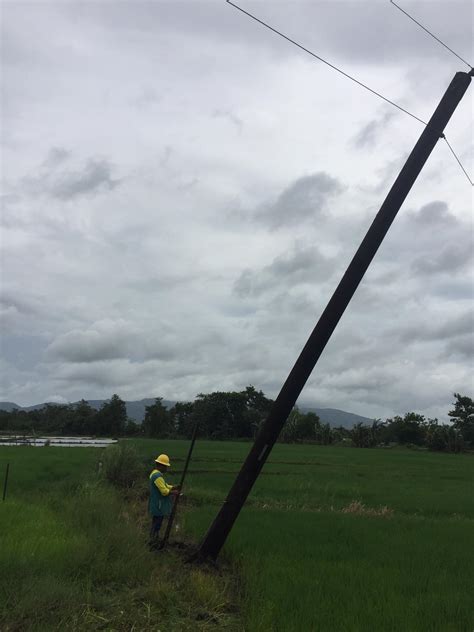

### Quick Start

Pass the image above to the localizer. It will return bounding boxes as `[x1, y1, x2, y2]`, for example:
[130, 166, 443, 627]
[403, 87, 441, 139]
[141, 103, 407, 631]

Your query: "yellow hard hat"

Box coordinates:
[155, 454, 171, 467]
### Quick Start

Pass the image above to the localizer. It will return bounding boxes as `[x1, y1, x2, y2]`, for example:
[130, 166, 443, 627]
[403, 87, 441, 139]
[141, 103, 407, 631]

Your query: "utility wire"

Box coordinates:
[390, 0, 473, 70]
[443, 136, 473, 185]
[226, 0, 428, 126]
[389, 2, 473, 185]
[227, 0, 473, 187]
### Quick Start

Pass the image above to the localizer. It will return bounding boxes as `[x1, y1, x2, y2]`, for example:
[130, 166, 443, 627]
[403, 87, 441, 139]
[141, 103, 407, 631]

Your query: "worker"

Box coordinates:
[148, 453, 179, 550]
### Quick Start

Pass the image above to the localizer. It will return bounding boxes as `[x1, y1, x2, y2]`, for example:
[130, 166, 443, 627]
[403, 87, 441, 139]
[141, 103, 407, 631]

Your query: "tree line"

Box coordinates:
[0, 388, 472, 453]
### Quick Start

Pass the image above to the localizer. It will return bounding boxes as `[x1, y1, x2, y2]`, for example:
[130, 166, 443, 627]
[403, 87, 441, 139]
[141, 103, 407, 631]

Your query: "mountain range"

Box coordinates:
[0, 398, 373, 429]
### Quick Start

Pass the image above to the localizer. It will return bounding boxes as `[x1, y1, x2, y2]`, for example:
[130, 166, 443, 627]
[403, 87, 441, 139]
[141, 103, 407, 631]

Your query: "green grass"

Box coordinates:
[129, 439, 474, 631]
[130, 439, 474, 517]
[1, 441, 473, 631]
[0, 446, 240, 631]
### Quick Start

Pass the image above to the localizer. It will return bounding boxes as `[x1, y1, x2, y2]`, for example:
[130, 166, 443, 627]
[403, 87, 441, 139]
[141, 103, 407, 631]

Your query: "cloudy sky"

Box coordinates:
[1, 0, 473, 420]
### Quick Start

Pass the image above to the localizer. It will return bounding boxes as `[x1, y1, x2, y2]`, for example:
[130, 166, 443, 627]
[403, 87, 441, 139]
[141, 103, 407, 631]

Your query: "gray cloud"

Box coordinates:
[49, 159, 120, 199]
[432, 279, 474, 302]
[61, 0, 472, 67]
[409, 201, 459, 226]
[43, 146, 71, 168]
[397, 311, 473, 344]
[2, 0, 472, 421]
[212, 109, 243, 134]
[46, 320, 178, 363]
[411, 242, 473, 276]
[234, 244, 333, 298]
[0, 292, 41, 317]
[352, 110, 396, 149]
[22, 155, 120, 200]
[441, 334, 474, 360]
[256, 173, 343, 229]
[47, 321, 135, 363]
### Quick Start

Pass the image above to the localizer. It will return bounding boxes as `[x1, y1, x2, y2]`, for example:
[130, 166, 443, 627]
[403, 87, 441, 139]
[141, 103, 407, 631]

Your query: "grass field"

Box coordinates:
[1, 440, 473, 631]
[0, 446, 240, 631]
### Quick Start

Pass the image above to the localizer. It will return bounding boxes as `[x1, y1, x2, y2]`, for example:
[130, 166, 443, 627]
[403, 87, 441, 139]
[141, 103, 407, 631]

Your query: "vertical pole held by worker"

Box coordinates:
[3, 463, 10, 502]
[160, 421, 199, 550]
[195, 69, 472, 562]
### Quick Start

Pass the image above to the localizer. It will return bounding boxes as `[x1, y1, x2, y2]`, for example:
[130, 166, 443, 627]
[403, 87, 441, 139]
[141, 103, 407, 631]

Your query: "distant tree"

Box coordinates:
[124, 419, 142, 436]
[278, 408, 322, 443]
[351, 422, 375, 448]
[66, 400, 96, 435]
[370, 419, 382, 446]
[331, 425, 351, 443]
[171, 401, 195, 437]
[192, 391, 247, 439]
[448, 393, 474, 445]
[95, 394, 127, 437]
[383, 413, 426, 446]
[0, 409, 30, 433]
[242, 386, 273, 437]
[183, 387, 269, 440]
[143, 398, 174, 438]
[243, 385, 273, 413]
[38, 404, 72, 434]
[426, 422, 464, 453]
[278, 408, 302, 443]
[315, 419, 333, 445]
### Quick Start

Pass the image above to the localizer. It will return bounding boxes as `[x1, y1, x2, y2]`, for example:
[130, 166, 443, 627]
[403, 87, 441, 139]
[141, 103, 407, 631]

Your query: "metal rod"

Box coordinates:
[195, 69, 472, 562]
[3, 463, 10, 502]
[160, 421, 199, 550]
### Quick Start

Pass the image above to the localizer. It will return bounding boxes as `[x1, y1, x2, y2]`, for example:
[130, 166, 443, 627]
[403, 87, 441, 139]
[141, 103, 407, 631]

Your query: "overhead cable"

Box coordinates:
[443, 136, 473, 186]
[226, 1, 472, 188]
[226, 0, 428, 126]
[390, 0, 473, 70]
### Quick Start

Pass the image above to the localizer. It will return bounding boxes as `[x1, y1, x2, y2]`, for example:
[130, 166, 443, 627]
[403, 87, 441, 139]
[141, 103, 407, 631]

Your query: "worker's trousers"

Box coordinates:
[149, 515, 164, 549]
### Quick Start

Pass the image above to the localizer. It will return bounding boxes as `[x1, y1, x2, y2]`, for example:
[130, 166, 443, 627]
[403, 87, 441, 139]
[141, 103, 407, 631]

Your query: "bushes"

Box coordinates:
[426, 424, 465, 453]
[101, 442, 143, 488]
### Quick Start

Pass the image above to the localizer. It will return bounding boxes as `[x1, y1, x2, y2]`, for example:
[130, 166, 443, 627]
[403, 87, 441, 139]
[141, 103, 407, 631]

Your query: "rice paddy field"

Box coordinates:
[1, 439, 473, 631]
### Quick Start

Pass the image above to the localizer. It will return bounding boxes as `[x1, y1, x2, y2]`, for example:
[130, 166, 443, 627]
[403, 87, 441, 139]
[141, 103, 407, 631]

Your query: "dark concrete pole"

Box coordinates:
[196, 70, 472, 561]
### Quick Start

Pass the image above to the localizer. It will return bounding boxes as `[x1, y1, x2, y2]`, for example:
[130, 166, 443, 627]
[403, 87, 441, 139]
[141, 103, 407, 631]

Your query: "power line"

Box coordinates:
[443, 136, 473, 186]
[226, 1, 472, 188]
[390, 0, 473, 70]
[226, 0, 428, 126]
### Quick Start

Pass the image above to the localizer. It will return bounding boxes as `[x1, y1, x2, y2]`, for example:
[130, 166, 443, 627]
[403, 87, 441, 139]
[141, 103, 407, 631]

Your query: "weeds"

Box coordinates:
[341, 500, 394, 517]
[101, 442, 143, 488]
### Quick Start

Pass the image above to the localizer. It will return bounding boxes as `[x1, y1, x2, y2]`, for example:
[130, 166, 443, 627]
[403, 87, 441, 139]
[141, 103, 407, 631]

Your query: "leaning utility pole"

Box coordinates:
[195, 68, 472, 562]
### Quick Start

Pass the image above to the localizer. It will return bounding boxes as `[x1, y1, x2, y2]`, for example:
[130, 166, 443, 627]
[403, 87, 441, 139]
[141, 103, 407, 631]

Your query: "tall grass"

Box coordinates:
[0, 447, 241, 631]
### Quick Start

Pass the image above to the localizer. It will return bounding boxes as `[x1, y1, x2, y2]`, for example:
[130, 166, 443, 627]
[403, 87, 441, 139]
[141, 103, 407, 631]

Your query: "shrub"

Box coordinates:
[101, 442, 143, 488]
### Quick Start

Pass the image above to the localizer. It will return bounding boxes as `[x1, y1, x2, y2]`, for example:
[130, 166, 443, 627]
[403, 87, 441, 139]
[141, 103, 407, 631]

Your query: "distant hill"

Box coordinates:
[0, 402, 21, 413]
[0, 398, 373, 428]
[299, 406, 373, 429]
[0, 398, 175, 421]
